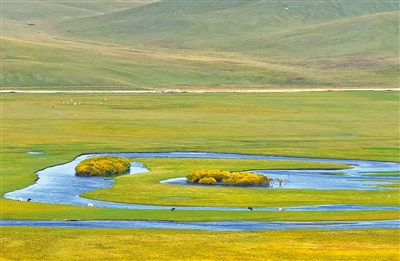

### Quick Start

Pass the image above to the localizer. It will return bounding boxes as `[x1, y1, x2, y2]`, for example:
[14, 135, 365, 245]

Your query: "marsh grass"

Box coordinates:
[365, 171, 400, 177]
[1, 199, 399, 221]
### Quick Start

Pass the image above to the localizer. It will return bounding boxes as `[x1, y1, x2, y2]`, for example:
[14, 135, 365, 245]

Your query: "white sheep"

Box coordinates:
[279, 208, 285, 211]
[87, 203, 94, 207]
[17, 198, 23, 202]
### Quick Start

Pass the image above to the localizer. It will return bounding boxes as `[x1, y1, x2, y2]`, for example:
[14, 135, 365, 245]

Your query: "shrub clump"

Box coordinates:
[75, 156, 131, 177]
[198, 177, 217, 184]
[187, 169, 272, 187]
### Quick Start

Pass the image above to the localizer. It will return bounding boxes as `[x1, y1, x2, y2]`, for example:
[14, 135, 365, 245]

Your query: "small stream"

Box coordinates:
[1, 219, 399, 231]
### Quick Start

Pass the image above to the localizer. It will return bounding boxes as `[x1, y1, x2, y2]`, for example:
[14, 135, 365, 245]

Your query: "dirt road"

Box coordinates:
[1, 86, 398, 93]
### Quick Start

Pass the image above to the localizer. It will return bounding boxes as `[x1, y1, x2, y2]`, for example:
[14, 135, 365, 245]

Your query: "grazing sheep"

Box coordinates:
[17, 198, 23, 202]
[248, 207, 253, 211]
[87, 203, 94, 207]
[171, 208, 176, 211]
[279, 208, 285, 211]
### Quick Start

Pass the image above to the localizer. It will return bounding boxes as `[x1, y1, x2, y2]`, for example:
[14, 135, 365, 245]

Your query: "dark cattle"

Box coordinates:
[171, 208, 176, 211]
[248, 207, 253, 211]
[27, 198, 32, 202]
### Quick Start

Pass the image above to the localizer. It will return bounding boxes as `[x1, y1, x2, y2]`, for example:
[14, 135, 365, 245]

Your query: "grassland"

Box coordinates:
[1, 227, 399, 261]
[1, 1, 399, 259]
[1, 91, 399, 217]
[1, 89, 399, 261]
[2, 0, 399, 88]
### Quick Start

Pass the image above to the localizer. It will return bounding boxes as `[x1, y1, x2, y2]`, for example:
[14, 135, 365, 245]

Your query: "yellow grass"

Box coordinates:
[1, 227, 399, 261]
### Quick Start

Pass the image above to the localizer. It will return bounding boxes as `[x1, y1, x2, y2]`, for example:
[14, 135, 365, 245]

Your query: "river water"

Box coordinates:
[4, 152, 399, 210]
[1, 219, 399, 231]
[2, 152, 399, 230]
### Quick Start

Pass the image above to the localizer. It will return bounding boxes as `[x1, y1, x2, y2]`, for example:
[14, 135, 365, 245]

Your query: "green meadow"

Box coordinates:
[2, 88, 400, 260]
[1, 91, 399, 217]
[1, 91, 399, 260]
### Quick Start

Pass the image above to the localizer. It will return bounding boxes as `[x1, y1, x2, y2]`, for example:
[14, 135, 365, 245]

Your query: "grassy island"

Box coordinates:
[187, 169, 273, 186]
[75, 156, 131, 177]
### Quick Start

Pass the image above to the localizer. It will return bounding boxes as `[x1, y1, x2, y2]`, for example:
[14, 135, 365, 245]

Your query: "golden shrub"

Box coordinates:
[198, 177, 217, 184]
[187, 169, 272, 187]
[75, 156, 131, 177]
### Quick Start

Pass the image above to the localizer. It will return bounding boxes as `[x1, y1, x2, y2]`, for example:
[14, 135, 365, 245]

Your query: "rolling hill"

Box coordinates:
[1, 0, 399, 89]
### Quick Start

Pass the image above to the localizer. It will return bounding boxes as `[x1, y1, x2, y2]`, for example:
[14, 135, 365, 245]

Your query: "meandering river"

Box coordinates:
[3, 152, 399, 230]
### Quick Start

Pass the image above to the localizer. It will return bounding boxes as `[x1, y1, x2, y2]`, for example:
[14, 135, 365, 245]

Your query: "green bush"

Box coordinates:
[75, 156, 131, 177]
[187, 169, 272, 187]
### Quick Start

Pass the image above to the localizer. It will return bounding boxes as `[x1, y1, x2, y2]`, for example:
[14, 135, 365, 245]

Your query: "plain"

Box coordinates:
[1, 91, 399, 260]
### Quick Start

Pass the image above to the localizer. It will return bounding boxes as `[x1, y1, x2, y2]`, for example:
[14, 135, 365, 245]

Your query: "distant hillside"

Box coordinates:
[55, 1, 399, 56]
[2, 0, 399, 89]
